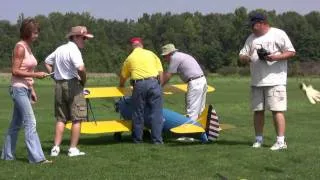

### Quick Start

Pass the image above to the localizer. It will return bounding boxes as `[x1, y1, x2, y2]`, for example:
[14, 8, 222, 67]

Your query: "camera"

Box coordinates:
[257, 46, 270, 61]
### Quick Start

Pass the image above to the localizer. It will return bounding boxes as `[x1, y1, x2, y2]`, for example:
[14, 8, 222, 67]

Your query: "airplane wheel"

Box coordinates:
[114, 132, 122, 142]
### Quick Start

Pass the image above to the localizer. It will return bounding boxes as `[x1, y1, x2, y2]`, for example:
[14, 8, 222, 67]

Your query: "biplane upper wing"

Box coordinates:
[163, 84, 215, 95]
[84, 87, 132, 98]
[65, 120, 132, 134]
[84, 84, 215, 98]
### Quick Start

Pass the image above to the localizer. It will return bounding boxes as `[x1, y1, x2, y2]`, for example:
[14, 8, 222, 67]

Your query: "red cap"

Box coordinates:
[130, 37, 143, 44]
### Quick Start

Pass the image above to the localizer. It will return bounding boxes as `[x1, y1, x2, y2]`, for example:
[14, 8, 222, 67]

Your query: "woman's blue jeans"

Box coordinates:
[1, 87, 46, 163]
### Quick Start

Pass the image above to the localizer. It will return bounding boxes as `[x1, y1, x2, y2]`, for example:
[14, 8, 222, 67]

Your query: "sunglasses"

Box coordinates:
[76, 35, 87, 41]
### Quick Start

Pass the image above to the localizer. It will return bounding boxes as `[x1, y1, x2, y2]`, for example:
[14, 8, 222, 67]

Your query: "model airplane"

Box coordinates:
[300, 82, 320, 104]
[65, 84, 235, 142]
[66, 102, 222, 142]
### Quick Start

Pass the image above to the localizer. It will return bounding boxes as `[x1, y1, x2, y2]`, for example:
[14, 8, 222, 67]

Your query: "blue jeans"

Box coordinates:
[1, 87, 46, 163]
[132, 79, 163, 144]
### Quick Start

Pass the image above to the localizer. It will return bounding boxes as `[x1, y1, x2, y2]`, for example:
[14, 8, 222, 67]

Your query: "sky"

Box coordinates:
[1, 0, 319, 23]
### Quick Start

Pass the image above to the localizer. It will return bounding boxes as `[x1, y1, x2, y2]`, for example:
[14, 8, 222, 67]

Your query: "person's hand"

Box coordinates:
[240, 55, 251, 64]
[31, 88, 37, 103]
[34, 72, 49, 79]
[80, 80, 86, 87]
[265, 54, 278, 62]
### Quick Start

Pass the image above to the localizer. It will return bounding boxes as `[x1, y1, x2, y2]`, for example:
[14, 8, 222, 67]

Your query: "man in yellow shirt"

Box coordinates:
[119, 37, 164, 144]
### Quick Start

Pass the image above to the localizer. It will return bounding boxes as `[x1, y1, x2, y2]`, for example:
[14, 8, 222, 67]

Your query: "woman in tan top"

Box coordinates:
[1, 18, 51, 164]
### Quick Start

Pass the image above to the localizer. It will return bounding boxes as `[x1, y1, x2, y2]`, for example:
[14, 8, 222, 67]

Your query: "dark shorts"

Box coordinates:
[55, 78, 87, 122]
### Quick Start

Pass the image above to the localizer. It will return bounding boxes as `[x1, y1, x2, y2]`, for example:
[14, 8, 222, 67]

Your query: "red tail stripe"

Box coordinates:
[209, 125, 220, 130]
[210, 121, 219, 126]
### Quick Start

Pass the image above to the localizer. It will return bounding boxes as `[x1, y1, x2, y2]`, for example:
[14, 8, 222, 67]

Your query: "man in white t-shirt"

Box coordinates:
[45, 26, 93, 157]
[239, 13, 295, 151]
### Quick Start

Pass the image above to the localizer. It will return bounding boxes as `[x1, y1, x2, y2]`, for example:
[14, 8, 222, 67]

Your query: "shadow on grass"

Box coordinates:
[42, 133, 252, 148]
[0, 157, 28, 164]
[215, 139, 252, 146]
[264, 166, 284, 173]
[43, 135, 133, 146]
[215, 173, 228, 180]
[165, 139, 252, 147]
[15, 157, 28, 163]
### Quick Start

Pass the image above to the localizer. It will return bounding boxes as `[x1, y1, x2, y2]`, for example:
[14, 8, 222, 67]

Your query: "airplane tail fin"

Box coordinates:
[204, 104, 220, 141]
[198, 106, 209, 127]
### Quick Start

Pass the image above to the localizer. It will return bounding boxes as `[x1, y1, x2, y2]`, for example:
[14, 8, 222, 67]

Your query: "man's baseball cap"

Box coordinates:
[249, 13, 267, 26]
[130, 37, 143, 44]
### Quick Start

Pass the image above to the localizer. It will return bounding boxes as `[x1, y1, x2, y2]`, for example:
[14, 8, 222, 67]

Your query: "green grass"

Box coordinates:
[0, 75, 320, 179]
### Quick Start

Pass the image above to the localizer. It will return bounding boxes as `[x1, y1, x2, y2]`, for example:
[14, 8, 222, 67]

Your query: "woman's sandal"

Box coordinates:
[39, 160, 53, 164]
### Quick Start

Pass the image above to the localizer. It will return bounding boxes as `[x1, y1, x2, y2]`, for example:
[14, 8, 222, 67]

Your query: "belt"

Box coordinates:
[56, 78, 78, 82]
[130, 77, 157, 84]
[187, 75, 204, 82]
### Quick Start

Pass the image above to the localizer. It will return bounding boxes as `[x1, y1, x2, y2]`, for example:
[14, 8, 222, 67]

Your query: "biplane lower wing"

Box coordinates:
[65, 120, 132, 134]
[84, 84, 215, 98]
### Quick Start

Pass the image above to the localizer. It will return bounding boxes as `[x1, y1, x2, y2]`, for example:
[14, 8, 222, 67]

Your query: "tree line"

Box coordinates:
[0, 7, 319, 73]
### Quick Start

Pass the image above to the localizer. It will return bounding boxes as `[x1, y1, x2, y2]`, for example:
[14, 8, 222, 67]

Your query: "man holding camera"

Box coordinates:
[239, 13, 295, 150]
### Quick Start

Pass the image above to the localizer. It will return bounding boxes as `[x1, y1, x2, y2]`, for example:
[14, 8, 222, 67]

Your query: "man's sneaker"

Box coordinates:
[50, 146, 60, 157]
[68, 148, 85, 157]
[270, 142, 287, 151]
[252, 141, 262, 148]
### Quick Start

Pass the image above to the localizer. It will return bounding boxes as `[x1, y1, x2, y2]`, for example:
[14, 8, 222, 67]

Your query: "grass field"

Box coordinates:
[0, 75, 320, 180]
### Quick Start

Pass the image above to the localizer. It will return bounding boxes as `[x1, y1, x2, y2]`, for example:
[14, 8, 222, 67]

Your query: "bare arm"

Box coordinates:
[30, 85, 38, 103]
[119, 75, 127, 87]
[45, 63, 53, 73]
[77, 65, 86, 86]
[158, 71, 163, 85]
[266, 51, 296, 61]
[239, 55, 251, 64]
[12, 44, 48, 79]
[161, 72, 172, 86]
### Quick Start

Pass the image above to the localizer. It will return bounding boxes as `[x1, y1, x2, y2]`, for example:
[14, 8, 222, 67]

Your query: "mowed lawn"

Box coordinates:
[0, 75, 319, 180]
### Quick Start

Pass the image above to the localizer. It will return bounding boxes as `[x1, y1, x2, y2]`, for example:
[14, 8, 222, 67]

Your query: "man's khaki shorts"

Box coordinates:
[55, 78, 87, 122]
[251, 85, 287, 111]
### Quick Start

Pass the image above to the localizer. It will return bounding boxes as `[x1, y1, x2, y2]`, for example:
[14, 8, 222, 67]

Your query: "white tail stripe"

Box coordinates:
[208, 131, 219, 136]
[210, 115, 218, 119]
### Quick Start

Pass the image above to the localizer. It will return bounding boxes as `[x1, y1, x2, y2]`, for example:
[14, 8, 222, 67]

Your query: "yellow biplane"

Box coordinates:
[65, 84, 234, 142]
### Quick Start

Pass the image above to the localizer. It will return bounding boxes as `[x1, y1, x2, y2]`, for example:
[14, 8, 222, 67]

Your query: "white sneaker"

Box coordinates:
[50, 146, 60, 157]
[252, 141, 262, 148]
[68, 147, 85, 157]
[270, 142, 287, 151]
